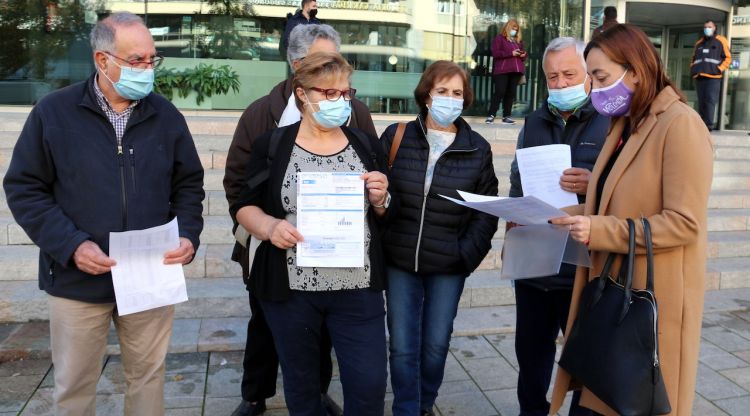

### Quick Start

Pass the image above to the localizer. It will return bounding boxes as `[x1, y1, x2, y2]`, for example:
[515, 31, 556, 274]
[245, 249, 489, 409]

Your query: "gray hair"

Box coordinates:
[90, 12, 146, 52]
[287, 24, 341, 70]
[542, 37, 586, 72]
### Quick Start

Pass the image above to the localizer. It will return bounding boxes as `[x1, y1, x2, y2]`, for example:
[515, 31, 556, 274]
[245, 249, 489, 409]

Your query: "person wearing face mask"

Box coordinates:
[691, 19, 731, 131]
[506, 37, 607, 416]
[486, 18, 527, 124]
[549, 24, 713, 415]
[224, 24, 374, 416]
[3, 12, 205, 415]
[282, 0, 321, 54]
[231, 51, 389, 416]
[380, 61, 499, 416]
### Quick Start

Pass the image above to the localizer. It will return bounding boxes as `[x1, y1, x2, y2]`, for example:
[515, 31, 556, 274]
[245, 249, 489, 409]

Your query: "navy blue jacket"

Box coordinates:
[509, 100, 608, 290]
[380, 114, 499, 276]
[282, 10, 322, 50]
[3, 74, 205, 303]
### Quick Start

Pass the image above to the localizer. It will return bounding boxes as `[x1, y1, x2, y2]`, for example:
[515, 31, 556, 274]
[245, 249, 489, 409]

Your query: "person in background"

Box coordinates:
[486, 18, 527, 124]
[507, 37, 607, 416]
[381, 61, 499, 416]
[282, 0, 321, 53]
[691, 19, 731, 131]
[549, 24, 713, 415]
[592, 6, 618, 38]
[3, 12, 204, 416]
[224, 23, 375, 416]
[231, 51, 389, 416]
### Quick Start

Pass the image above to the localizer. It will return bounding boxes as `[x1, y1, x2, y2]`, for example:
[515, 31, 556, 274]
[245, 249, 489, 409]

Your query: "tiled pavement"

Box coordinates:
[5, 290, 750, 415]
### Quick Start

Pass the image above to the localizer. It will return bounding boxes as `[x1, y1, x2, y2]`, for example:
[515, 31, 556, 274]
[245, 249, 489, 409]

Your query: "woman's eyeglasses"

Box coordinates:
[310, 87, 357, 101]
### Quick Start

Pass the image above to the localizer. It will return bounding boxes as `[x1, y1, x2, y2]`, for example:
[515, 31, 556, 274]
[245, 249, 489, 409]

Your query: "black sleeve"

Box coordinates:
[229, 130, 273, 221]
[170, 114, 206, 251]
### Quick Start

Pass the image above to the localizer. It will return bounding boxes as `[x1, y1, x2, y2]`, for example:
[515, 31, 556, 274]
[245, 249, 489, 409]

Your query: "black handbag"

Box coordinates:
[558, 218, 671, 415]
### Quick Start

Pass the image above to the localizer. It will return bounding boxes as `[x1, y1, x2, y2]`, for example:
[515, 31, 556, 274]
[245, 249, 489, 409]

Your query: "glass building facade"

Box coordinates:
[0, 0, 748, 129]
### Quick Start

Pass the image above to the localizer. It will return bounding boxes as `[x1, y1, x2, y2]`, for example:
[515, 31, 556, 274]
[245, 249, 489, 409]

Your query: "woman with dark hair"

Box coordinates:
[231, 51, 389, 415]
[549, 24, 713, 415]
[380, 60, 499, 416]
[486, 18, 527, 124]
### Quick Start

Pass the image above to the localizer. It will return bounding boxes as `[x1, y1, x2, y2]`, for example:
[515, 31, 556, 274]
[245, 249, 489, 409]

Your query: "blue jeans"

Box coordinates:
[261, 289, 387, 416]
[386, 266, 466, 415]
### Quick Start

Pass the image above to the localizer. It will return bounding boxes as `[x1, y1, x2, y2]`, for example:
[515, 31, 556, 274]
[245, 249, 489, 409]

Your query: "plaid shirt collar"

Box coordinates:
[93, 75, 139, 142]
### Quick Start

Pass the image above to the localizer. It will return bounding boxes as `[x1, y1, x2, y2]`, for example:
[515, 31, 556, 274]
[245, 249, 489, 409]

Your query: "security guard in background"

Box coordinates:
[691, 19, 731, 131]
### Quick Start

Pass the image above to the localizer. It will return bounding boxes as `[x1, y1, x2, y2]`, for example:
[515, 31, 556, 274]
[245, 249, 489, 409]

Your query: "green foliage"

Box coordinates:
[154, 64, 241, 105]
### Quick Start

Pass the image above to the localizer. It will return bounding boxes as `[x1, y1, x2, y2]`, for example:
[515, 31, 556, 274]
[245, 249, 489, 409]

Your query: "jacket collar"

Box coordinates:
[590, 86, 681, 215]
[79, 72, 158, 129]
[416, 111, 478, 152]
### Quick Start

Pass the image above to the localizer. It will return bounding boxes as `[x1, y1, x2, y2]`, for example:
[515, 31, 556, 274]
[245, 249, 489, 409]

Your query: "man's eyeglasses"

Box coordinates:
[105, 51, 164, 72]
[310, 87, 357, 101]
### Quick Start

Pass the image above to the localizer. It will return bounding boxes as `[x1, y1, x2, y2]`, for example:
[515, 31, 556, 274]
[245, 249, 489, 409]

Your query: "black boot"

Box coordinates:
[230, 400, 267, 416]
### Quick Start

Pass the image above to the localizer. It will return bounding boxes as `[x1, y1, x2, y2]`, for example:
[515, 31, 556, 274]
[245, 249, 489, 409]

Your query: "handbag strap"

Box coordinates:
[388, 123, 406, 170]
[642, 218, 655, 293]
[618, 219, 637, 322]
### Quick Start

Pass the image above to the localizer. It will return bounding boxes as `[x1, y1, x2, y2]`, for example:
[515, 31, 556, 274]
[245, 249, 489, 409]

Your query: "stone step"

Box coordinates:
[714, 160, 750, 175]
[708, 209, 750, 232]
[711, 175, 750, 191]
[715, 146, 750, 160]
[707, 231, 750, 259]
[707, 257, 750, 290]
[708, 190, 750, 209]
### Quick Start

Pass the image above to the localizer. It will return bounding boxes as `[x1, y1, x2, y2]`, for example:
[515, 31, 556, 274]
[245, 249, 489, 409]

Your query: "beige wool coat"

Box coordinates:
[549, 86, 714, 416]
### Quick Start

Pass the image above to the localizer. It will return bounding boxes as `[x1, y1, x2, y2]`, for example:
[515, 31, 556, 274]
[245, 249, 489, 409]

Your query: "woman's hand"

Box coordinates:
[362, 171, 389, 207]
[267, 219, 303, 249]
[549, 215, 591, 244]
[559, 167, 591, 195]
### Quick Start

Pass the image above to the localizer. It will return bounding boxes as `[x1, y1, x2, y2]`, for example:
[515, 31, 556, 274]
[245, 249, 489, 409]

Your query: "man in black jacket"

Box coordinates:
[507, 37, 608, 416]
[3, 12, 204, 415]
[224, 24, 375, 416]
[282, 0, 321, 52]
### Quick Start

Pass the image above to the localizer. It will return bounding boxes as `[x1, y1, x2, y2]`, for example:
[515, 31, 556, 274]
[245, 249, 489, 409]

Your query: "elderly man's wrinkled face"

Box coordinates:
[97, 23, 156, 84]
[543, 46, 589, 93]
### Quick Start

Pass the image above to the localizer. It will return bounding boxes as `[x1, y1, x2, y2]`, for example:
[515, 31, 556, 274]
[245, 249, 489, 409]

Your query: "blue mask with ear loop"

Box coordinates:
[305, 92, 352, 128]
[428, 95, 464, 127]
[100, 57, 154, 100]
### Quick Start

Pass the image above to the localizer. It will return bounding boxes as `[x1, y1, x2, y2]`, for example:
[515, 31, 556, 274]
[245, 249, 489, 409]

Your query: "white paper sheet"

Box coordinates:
[109, 218, 188, 316]
[296, 172, 365, 267]
[441, 192, 567, 225]
[516, 144, 578, 208]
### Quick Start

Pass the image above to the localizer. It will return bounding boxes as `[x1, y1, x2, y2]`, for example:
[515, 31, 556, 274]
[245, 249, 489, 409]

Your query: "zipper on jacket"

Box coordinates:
[413, 147, 478, 272]
[118, 144, 128, 229]
[128, 145, 137, 193]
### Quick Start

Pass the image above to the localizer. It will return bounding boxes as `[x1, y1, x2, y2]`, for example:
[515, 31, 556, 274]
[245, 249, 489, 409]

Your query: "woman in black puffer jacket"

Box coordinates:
[381, 61, 499, 416]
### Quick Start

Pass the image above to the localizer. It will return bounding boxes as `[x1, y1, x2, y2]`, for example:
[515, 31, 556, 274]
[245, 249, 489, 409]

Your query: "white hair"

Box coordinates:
[90, 12, 146, 53]
[542, 37, 587, 72]
[286, 24, 341, 70]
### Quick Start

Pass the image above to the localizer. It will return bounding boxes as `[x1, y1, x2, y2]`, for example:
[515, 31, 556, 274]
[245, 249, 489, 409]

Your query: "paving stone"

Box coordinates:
[177, 278, 249, 319]
[168, 319, 202, 354]
[164, 372, 206, 409]
[434, 384, 498, 416]
[206, 364, 243, 398]
[692, 393, 729, 416]
[701, 340, 750, 371]
[705, 288, 750, 313]
[95, 393, 124, 414]
[442, 353, 471, 383]
[0, 322, 50, 361]
[0, 324, 17, 346]
[0, 357, 50, 377]
[484, 333, 519, 370]
[165, 408, 202, 416]
[484, 388, 519, 416]
[165, 351, 209, 375]
[19, 386, 53, 416]
[209, 350, 245, 367]
[733, 349, 750, 365]
[720, 366, 750, 391]
[97, 357, 126, 395]
[714, 395, 750, 416]
[461, 356, 517, 391]
[204, 397, 244, 415]
[183, 245, 206, 279]
[703, 326, 750, 352]
[450, 334, 501, 361]
[205, 244, 242, 278]
[198, 317, 248, 352]
[696, 363, 748, 401]
[453, 306, 516, 337]
[0, 374, 42, 412]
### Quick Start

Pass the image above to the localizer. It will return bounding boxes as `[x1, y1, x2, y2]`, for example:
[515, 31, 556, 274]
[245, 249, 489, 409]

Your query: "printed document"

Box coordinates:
[516, 144, 578, 208]
[297, 172, 365, 267]
[441, 190, 567, 225]
[109, 218, 188, 315]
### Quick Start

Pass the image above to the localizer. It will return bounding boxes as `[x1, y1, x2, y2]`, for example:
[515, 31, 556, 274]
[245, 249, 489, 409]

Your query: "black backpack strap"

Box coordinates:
[347, 127, 381, 172]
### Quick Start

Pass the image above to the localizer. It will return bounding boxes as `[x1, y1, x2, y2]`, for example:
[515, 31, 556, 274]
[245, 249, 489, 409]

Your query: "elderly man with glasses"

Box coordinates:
[3, 11, 204, 416]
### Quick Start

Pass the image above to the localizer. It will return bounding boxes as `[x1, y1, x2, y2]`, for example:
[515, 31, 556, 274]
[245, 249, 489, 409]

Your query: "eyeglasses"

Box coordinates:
[105, 51, 164, 71]
[309, 87, 357, 101]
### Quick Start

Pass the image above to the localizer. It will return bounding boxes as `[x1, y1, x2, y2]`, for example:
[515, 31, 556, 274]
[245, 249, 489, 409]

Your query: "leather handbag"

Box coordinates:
[558, 218, 671, 415]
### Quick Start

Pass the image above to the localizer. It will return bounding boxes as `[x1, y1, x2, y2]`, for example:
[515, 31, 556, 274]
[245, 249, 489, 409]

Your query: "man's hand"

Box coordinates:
[163, 237, 195, 265]
[559, 167, 592, 195]
[73, 240, 116, 275]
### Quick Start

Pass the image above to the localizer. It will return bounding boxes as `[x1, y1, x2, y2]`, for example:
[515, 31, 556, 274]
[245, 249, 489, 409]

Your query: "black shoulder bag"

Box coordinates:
[558, 218, 671, 415]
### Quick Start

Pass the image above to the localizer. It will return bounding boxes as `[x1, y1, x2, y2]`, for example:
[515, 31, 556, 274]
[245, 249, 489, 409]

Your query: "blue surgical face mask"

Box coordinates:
[547, 75, 589, 111]
[100, 57, 154, 100]
[510, 29, 518, 37]
[703, 27, 714, 37]
[306, 93, 352, 128]
[428, 95, 464, 127]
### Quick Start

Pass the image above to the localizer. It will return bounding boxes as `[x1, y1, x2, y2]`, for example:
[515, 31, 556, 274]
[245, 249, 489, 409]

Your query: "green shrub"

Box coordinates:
[154, 64, 241, 104]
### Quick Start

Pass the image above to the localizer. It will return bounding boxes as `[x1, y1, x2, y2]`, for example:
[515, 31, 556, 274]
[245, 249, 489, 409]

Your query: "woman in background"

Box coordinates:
[486, 18, 527, 124]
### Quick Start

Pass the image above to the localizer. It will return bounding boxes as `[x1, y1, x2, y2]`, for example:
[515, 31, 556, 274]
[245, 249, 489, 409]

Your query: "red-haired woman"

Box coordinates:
[486, 18, 526, 124]
[380, 60, 499, 416]
[549, 24, 713, 415]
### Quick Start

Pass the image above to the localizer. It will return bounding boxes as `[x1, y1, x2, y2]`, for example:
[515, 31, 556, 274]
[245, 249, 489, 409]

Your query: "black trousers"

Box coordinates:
[488, 72, 522, 118]
[695, 76, 722, 130]
[241, 290, 334, 402]
[514, 282, 592, 416]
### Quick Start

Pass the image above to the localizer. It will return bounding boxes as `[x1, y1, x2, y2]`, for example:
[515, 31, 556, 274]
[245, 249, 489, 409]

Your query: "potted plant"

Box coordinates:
[154, 64, 241, 109]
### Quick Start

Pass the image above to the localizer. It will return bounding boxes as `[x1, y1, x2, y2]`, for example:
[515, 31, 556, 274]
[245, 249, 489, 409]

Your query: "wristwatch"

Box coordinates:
[373, 192, 391, 209]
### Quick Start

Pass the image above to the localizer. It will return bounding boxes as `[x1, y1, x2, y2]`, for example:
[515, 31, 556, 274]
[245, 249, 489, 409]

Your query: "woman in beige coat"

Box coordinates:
[549, 24, 713, 415]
